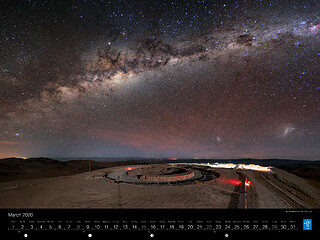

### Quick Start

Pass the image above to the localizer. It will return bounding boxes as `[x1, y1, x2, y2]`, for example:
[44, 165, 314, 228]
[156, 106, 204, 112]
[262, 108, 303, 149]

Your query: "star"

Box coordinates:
[0, 0, 319, 159]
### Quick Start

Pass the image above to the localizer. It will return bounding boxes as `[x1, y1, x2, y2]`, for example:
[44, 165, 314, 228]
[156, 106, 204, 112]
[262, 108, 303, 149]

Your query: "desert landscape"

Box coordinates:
[0, 158, 319, 209]
[1, 0, 320, 212]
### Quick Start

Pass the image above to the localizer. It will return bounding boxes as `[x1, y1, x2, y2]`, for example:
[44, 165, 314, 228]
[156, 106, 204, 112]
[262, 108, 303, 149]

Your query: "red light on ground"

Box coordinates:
[126, 167, 134, 171]
[227, 179, 242, 185]
[245, 180, 251, 187]
[225, 179, 251, 187]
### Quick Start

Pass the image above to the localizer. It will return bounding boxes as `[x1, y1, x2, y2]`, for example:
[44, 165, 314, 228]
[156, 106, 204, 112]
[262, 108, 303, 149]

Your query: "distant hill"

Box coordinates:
[55, 157, 148, 162]
[0, 157, 136, 183]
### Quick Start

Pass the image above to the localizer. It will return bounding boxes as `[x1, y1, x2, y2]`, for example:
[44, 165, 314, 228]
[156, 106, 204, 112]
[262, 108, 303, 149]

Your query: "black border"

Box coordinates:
[1, 208, 318, 239]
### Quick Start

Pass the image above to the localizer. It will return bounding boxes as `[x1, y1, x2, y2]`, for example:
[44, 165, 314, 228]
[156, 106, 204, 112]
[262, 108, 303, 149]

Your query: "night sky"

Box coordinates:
[0, 0, 319, 159]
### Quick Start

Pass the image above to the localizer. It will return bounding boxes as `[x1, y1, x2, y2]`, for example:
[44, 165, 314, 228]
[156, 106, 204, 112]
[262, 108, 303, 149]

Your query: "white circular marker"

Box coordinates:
[24, 233, 28, 238]
[88, 233, 92, 238]
[150, 233, 154, 238]
[225, 233, 229, 238]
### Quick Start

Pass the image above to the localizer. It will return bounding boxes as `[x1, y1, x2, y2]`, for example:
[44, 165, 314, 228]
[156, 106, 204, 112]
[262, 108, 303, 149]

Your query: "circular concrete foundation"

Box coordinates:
[139, 167, 194, 182]
[106, 164, 219, 185]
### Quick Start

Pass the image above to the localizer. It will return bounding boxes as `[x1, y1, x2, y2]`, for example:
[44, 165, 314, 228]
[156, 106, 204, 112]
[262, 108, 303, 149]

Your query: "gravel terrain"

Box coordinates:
[0, 165, 319, 208]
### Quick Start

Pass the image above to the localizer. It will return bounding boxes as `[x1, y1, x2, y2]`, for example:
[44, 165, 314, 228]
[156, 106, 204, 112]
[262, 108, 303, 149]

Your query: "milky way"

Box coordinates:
[0, 0, 319, 159]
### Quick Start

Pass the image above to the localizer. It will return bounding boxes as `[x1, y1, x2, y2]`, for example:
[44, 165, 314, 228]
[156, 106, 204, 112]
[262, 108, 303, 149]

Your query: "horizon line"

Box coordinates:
[1, 156, 319, 161]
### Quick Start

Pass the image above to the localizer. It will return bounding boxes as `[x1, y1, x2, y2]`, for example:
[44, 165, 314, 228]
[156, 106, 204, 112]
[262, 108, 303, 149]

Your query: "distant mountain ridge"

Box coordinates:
[1, 157, 320, 166]
[0, 157, 135, 183]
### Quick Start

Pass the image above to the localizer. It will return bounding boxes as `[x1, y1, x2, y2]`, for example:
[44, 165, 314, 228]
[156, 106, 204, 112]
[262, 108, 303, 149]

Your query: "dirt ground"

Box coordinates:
[0, 166, 319, 208]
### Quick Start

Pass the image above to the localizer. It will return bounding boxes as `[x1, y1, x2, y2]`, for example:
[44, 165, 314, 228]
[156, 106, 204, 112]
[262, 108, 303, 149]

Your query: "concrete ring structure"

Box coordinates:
[138, 167, 194, 182]
[105, 164, 220, 185]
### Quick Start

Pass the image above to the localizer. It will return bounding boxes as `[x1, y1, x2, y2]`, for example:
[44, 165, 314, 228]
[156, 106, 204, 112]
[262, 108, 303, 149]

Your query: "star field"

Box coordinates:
[0, 0, 319, 159]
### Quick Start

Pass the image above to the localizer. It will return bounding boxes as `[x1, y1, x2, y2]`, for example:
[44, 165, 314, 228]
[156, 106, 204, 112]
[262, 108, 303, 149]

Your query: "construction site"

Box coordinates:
[1, 162, 320, 208]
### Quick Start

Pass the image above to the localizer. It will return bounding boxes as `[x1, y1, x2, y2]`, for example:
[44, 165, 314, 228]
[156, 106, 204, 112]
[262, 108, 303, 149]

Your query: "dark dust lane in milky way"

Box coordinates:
[0, 0, 319, 159]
